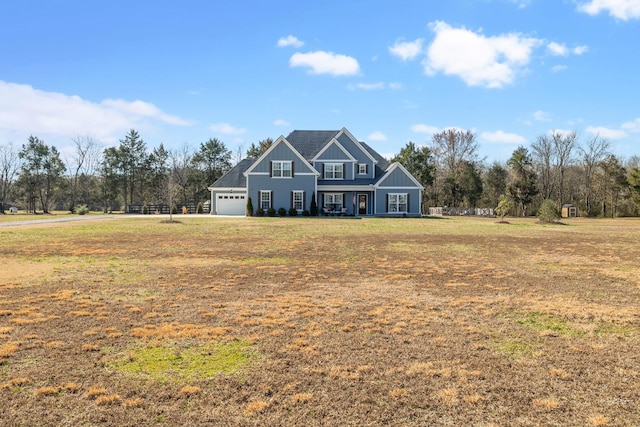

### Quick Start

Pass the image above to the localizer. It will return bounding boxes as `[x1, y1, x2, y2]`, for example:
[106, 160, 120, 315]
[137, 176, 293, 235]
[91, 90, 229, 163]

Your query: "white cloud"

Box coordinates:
[388, 82, 404, 90]
[209, 122, 246, 135]
[347, 82, 385, 90]
[0, 80, 192, 145]
[533, 110, 551, 121]
[388, 39, 424, 61]
[508, 0, 532, 8]
[289, 51, 360, 76]
[622, 117, 640, 132]
[277, 35, 304, 48]
[578, 0, 640, 20]
[423, 21, 542, 88]
[481, 130, 527, 144]
[273, 119, 290, 127]
[368, 131, 387, 141]
[573, 45, 589, 55]
[547, 42, 569, 56]
[411, 124, 440, 134]
[552, 64, 568, 72]
[548, 129, 577, 138]
[586, 125, 628, 139]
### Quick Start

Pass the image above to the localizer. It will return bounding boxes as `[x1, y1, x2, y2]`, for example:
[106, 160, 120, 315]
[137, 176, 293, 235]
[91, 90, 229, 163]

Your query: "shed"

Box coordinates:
[561, 204, 577, 218]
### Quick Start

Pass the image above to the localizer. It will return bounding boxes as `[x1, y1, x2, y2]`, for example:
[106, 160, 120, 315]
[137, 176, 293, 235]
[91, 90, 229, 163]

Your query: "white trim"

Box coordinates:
[243, 136, 319, 177]
[208, 187, 246, 192]
[387, 193, 408, 213]
[323, 162, 345, 180]
[318, 185, 373, 191]
[271, 160, 292, 178]
[374, 162, 424, 189]
[312, 138, 357, 162]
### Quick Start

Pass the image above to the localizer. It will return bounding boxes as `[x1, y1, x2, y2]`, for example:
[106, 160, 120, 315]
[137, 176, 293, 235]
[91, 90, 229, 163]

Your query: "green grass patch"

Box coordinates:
[111, 340, 254, 382]
[507, 311, 582, 337]
[492, 338, 541, 359]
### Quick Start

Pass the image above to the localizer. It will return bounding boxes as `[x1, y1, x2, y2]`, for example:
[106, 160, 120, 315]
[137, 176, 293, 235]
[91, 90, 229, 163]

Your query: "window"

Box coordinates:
[271, 161, 292, 178]
[292, 191, 304, 211]
[324, 163, 344, 179]
[324, 193, 343, 211]
[259, 191, 271, 210]
[388, 193, 408, 213]
[358, 164, 367, 175]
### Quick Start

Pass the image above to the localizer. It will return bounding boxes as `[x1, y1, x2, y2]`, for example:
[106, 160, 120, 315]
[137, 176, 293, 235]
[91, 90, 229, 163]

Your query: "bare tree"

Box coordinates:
[531, 135, 555, 200]
[67, 135, 100, 212]
[578, 135, 610, 216]
[431, 129, 479, 175]
[550, 130, 577, 206]
[0, 143, 21, 213]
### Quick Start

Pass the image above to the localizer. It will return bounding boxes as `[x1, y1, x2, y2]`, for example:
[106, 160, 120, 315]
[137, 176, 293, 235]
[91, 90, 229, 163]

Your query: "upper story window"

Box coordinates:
[271, 161, 292, 178]
[324, 163, 344, 180]
[358, 164, 368, 175]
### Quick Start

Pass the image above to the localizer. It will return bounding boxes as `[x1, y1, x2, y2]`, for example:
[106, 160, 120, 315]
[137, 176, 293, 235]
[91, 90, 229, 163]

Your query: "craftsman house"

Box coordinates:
[208, 128, 423, 217]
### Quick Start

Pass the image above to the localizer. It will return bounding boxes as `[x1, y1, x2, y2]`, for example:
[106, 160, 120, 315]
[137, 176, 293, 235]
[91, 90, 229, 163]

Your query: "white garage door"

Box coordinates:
[216, 193, 246, 215]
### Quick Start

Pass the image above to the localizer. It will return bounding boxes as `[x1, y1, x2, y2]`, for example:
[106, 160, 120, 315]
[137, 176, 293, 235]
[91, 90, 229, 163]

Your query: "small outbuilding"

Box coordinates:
[561, 204, 578, 218]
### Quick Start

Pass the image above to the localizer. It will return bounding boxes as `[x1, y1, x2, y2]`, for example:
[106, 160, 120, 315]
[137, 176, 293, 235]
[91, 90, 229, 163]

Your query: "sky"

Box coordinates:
[1, 0, 640, 163]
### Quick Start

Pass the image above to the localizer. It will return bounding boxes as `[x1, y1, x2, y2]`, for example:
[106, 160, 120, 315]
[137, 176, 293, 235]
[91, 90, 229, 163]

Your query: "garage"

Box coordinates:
[216, 193, 246, 215]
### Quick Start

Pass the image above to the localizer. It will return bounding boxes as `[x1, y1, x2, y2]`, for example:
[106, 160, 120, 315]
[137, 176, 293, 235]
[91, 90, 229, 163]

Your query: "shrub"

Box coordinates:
[267, 207, 276, 217]
[278, 207, 287, 217]
[171, 204, 178, 215]
[246, 197, 254, 217]
[288, 208, 298, 217]
[310, 192, 318, 216]
[256, 207, 264, 217]
[302, 209, 310, 216]
[76, 205, 90, 215]
[538, 199, 560, 224]
[142, 205, 148, 214]
[196, 202, 204, 214]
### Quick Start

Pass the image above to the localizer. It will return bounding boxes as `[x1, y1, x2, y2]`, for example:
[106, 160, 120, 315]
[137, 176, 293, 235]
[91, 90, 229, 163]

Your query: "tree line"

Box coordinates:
[391, 129, 640, 217]
[2, 128, 639, 217]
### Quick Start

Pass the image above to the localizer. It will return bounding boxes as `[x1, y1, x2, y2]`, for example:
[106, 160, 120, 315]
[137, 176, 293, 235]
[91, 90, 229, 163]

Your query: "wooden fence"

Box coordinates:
[428, 207, 494, 217]
[127, 204, 210, 214]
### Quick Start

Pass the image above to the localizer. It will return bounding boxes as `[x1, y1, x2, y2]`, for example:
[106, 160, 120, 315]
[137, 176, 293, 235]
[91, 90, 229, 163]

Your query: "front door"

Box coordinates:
[358, 194, 367, 215]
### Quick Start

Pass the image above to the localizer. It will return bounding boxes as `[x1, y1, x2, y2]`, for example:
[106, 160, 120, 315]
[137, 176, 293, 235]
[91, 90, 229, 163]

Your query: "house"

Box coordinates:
[208, 128, 423, 217]
[561, 204, 578, 218]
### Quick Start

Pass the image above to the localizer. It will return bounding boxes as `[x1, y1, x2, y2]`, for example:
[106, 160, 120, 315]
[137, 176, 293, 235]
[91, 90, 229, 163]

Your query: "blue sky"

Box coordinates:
[1, 0, 639, 163]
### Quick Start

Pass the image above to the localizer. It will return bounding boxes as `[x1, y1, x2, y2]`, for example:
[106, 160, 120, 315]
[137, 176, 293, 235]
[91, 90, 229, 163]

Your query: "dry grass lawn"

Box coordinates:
[0, 215, 639, 426]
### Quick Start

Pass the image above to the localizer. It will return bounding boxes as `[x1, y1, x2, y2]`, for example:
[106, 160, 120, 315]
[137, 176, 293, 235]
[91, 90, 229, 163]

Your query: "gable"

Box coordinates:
[314, 139, 356, 161]
[243, 136, 318, 176]
[376, 162, 424, 189]
[209, 158, 255, 189]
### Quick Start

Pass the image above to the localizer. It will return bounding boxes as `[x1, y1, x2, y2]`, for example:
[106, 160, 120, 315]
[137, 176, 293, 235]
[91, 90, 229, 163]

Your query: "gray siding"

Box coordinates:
[377, 166, 418, 188]
[250, 141, 315, 174]
[316, 143, 351, 161]
[248, 174, 316, 211]
[375, 188, 421, 216]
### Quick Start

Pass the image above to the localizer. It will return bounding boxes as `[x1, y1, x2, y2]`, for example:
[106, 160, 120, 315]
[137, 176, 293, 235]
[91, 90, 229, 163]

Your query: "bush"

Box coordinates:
[537, 199, 560, 224]
[278, 207, 287, 217]
[310, 192, 318, 216]
[288, 208, 298, 217]
[246, 197, 254, 217]
[302, 209, 310, 216]
[267, 207, 276, 217]
[76, 205, 90, 215]
[197, 202, 204, 214]
[256, 207, 264, 217]
[142, 205, 149, 214]
[171, 204, 178, 215]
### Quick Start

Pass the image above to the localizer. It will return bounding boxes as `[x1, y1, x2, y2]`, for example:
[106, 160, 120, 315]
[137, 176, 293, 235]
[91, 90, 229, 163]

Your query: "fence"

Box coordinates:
[127, 204, 210, 214]
[428, 207, 494, 217]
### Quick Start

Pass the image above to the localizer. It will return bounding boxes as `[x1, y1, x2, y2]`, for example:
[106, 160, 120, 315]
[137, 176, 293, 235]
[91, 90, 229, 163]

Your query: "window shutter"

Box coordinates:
[270, 191, 273, 208]
[303, 191, 306, 210]
[322, 163, 325, 178]
[407, 193, 410, 212]
[343, 163, 346, 179]
[291, 161, 295, 177]
[386, 194, 389, 212]
[365, 164, 369, 174]
[290, 191, 293, 209]
[269, 161, 273, 177]
[258, 191, 262, 207]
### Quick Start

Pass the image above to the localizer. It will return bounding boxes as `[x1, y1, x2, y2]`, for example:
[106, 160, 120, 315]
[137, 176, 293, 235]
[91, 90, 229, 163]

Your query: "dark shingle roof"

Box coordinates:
[209, 157, 256, 188]
[285, 130, 340, 159]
